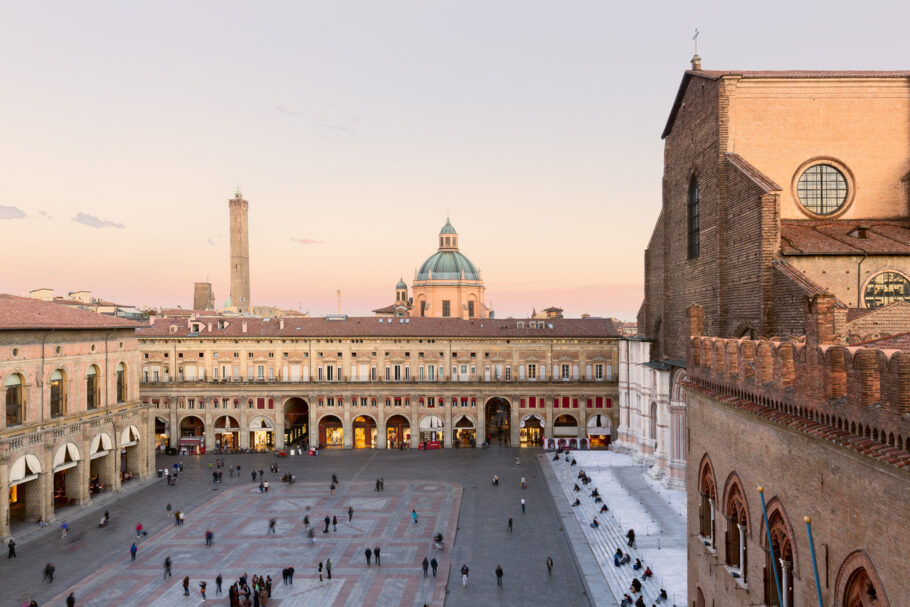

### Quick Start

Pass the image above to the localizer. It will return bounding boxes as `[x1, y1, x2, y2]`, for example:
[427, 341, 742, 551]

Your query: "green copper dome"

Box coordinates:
[440, 218, 457, 235]
[396, 279, 408, 289]
[417, 251, 479, 281]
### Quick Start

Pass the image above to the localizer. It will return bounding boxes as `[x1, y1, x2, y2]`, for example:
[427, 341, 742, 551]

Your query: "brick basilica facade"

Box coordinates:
[624, 58, 910, 607]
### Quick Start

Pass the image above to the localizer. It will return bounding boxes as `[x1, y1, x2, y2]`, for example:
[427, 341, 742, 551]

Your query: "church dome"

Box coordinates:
[417, 251, 479, 281]
[440, 218, 457, 235]
[396, 279, 408, 290]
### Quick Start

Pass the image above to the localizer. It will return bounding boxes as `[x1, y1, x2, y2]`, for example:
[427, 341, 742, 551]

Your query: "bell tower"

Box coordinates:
[229, 190, 251, 314]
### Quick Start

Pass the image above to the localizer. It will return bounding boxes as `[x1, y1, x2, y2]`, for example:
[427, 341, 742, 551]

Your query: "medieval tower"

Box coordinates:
[228, 190, 251, 313]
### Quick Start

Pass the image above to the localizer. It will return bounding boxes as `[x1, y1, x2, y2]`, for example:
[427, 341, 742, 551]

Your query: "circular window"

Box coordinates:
[864, 272, 910, 308]
[796, 164, 848, 215]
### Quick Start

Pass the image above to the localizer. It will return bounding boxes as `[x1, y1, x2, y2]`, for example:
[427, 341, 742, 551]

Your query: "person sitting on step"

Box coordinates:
[572, 498, 581, 507]
[613, 549, 624, 567]
[600, 504, 609, 513]
[642, 566, 653, 579]
[655, 588, 669, 603]
[630, 577, 642, 594]
[632, 558, 642, 571]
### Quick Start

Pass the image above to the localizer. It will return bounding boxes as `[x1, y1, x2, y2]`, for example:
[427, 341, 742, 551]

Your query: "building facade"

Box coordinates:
[0, 295, 152, 539]
[138, 315, 620, 451]
[194, 282, 215, 312]
[228, 191, 251, 314]
[686, 303, 909, 607]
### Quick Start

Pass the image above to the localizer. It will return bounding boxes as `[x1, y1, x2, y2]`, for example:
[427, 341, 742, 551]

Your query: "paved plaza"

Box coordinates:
[4, 448, 591, 607]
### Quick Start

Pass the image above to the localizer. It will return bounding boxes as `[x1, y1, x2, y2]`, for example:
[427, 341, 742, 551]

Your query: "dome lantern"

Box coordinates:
[438, 217, 458, 251]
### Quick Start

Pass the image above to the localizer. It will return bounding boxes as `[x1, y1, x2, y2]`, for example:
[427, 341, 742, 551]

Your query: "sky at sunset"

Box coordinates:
[3, 1, 909, 319]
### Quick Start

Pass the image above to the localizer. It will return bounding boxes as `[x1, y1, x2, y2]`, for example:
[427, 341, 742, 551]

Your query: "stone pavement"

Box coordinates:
[4, 447, 591, 607]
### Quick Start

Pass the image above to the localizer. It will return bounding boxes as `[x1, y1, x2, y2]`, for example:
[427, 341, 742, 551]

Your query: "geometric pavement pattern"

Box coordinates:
[46, 480, 461, 606]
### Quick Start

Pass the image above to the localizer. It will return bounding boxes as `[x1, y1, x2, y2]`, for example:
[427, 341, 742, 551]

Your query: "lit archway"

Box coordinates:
[587, 413, 611, 448]
[249, 415, 274, 450]
[352, 415, 377, 449]
[214, 415, 240, 450]
[318, 414, 343, 448]
[520, 413, 544, 447]
[283, 397, 309, 448]
[178, 416, 205, 454]
[9, 454, 42, 523]
[485, 397, 511, 445]
[453, 414, 476, 446]
[554, 414, 579, 448]
[419, 414, 444, 445]
[385, 414, 410, 448]
[89, 432, 115, 492]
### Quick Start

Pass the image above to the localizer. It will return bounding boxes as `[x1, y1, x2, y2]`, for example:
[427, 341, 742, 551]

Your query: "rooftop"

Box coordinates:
[0, 294, 141, 331]
[779, 219, 910, 255]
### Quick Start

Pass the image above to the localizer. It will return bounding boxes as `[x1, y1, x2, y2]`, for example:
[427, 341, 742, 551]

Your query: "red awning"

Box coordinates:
[177, 437, 204, 446]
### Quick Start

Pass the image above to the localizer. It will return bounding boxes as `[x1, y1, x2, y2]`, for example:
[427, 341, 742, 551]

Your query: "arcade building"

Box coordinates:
[0, 295, 153, 539]
[138, 315, 621, 452]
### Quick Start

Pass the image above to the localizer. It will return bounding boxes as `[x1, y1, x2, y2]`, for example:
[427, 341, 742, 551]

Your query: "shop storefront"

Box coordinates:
[319, 415, 344, 448]
[587, 414, 612, 448]
[453, 415, 476, 447]
[353, 416, 377, 448]
[385, 414, 411, 449]
[520, 414, 544, 447]
[419, 415, 445, 446]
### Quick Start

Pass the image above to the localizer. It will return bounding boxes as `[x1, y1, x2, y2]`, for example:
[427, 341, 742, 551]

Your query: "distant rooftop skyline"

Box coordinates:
[2, 1, 908, 319]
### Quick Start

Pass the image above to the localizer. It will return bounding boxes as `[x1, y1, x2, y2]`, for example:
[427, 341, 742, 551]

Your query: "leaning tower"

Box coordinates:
[228, 190, 251, 314]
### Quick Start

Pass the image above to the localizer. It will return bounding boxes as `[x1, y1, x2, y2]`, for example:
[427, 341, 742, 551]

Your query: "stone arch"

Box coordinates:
[3, 371, 27, 426]
[89, 432, 114, 457]
[734, 323, 756, 339]
[834, 550, 890, 607]
[178, 415, 205, 436]
[248, 415, 274, 430]
[759, 496, 800, 580]
[698, 454, 717, 541]
[48, 367, 68, 417]
[722, 472, 752, 535]
[723, 472, 751, 578]
[53, 442, 81, 472]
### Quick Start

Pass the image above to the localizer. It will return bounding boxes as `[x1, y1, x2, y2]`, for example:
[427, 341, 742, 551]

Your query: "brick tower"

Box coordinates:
[193, 282, 214, 311]
[228, 190, 251, 313]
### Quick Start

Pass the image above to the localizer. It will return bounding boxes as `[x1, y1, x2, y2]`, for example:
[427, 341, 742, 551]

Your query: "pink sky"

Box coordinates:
[2, 2, 906, 320]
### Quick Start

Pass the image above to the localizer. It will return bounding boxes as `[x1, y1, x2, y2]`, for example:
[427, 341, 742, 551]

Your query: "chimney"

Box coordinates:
[149, 316, 156, 326]
[279, 319, 284, 330]
[806, 295, 836, 346]
[691, 53, 702, 71]
[242, 322, 248, 334]
[207, 322, 212, 332]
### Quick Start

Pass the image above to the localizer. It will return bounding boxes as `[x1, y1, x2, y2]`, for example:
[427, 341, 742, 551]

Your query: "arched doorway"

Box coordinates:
[386, 414, 410, 449]
[553, 414, 579, 448]
[520, 414, 543, 447]
[844, 568, 877, 607]
[485, 397, 511, 445]
[419, 415, 444, 446]
[587, 414, 612, 448]
[178, 416, 205, 454]
[119, 425, 141, 482]
[453, 415, 476, 447]
[89, 432, 115, 492]
[248, 416, 274, 450]
[695, 587, 705, 607]
[353, 415, 377, 448]
[9, 454, 42, 522]
[318, 415, 343, 448]
[53, 443, 82, 509]
[283, 398, 309, 448]
[154, 417, 169, 450]
[214, 416, 240, 450]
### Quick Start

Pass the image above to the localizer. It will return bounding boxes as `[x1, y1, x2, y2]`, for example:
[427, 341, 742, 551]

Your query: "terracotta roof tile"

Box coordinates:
[780, 220, 910, 255]
[856, 331, 910, 349]
[0, 294, 140, 330]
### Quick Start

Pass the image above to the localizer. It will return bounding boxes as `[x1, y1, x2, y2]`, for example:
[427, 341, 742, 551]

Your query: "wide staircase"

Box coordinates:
[549, 457, 664, 606]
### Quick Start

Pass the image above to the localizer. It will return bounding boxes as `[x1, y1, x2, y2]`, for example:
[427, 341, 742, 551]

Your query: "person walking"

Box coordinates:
[323, 516, 330, 534]
[326, 557, 332, 580]
[332, 515, 337, 532]
[215, 574, 222, 595]
[430, 557, 438, 576]
[164, 557, 172, 579]
[130, 543, 138, 561]
[136, 522, 145, 537]
[507, 517, 513, 532]
[60, 520, 68, 538]
[347, 506, 354, 523]
[374, 546, 381, 566]
[205, 529, 214, 546]
[43, 562, 55, 583]
[268, 519, 276, 535]
[546, 556, 553, 576]
[183, 576, 190, 596]
[495, 564, 503, 587]
[365, 547, 372, 566]
[626, 528, 635, 548]
[252, 470, 257, 482]
[166, 503, 172, 519]
[520, 476, 526, 489]
[7, 538, 15, 558]
[461, 564, 469, 587]
[521, 497, 526, 513]
[317, 561, 323, 582]
[422, 556, 429, 576]
[411, 510, 418, 525]
[66, 592, 75, 607]
[303, 515, 310, 530]
[330, 483, 335, 498]
[287, 566, 295, 584]
[199, 580, 207, 601]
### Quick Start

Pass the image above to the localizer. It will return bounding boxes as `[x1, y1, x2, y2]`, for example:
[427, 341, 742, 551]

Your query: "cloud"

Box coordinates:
[291, 237, 324, 245]
[208, 238, 217, 246]
[73, 212, 125, 229]
[0, 205, 26, 220]
[38, 210, 52, 220]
